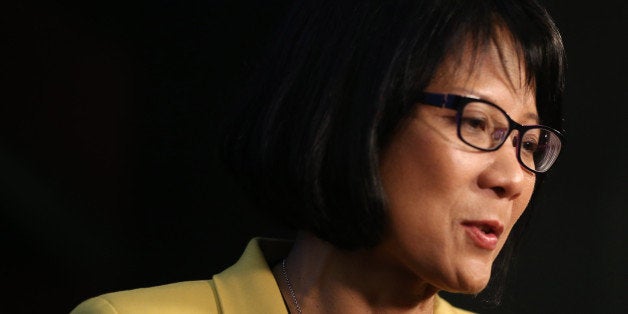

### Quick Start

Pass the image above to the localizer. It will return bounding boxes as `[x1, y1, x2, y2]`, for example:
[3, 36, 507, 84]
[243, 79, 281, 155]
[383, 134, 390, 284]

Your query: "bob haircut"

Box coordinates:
[222, 0, 565, 302]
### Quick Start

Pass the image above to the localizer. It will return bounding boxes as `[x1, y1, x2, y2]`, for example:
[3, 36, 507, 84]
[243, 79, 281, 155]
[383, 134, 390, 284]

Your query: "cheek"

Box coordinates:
[380, 126, 453, 207]
[514, 174, 535, 215]
[380, 117, 488, 220]
[499, 182, 535, 249]
[512, 187, 534, 225]
[513, 196, 530, 223]
[379, 122, 477, 246]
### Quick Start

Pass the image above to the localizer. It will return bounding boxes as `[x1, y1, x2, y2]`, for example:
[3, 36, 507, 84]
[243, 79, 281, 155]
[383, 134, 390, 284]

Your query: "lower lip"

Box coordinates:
[463, 225, 498, 250]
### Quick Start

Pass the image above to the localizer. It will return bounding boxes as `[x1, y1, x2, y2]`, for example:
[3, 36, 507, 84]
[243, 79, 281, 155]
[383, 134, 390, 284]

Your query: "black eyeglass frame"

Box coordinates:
[413, 92, 565, 174]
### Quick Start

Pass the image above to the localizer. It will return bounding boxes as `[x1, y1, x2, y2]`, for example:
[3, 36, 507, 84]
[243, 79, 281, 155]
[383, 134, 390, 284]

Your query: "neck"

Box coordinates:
[273, 232, 439, 314]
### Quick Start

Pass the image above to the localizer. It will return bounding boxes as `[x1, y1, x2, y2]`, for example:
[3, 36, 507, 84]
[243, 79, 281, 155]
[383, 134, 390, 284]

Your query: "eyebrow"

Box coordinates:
[524, 112, 540, 125]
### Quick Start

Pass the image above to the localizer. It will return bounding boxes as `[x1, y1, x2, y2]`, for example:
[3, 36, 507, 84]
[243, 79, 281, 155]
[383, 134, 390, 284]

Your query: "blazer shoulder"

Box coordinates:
[70, 280, 220, 314]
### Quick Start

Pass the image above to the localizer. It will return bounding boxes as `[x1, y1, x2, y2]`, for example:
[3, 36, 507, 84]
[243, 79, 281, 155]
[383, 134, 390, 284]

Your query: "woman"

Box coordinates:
[72, 0, 565, 313]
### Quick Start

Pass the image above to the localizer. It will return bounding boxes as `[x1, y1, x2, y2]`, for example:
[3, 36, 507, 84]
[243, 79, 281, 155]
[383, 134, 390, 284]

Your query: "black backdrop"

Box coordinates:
[2, 1, 626, 313]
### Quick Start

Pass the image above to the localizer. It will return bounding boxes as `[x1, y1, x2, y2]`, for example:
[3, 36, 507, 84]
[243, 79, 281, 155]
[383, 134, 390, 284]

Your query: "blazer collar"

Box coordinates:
[212, 237, 293, 313]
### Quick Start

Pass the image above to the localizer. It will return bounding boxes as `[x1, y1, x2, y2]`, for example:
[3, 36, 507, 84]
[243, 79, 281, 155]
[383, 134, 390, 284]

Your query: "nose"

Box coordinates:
[478, 134, 531, 200]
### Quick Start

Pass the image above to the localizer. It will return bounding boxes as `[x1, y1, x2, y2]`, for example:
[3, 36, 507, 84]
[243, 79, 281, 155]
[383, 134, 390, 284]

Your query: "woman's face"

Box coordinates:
[378, 38, 537, 294]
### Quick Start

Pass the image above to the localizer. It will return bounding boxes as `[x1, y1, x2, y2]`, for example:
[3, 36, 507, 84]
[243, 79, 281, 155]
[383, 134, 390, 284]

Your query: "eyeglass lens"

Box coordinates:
[459, 101, 562, 173]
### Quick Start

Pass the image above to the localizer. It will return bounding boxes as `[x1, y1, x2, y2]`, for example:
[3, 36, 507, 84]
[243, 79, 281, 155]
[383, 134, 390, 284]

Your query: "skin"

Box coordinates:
[273, 31, 538, 314]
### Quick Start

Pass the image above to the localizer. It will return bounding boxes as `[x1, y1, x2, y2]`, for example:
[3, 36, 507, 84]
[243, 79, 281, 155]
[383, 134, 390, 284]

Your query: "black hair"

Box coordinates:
[221, 0, 565, 304]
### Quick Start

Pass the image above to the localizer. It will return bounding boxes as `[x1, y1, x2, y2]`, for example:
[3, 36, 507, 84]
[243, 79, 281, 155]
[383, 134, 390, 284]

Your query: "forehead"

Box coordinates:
[428, 29, 538, 122]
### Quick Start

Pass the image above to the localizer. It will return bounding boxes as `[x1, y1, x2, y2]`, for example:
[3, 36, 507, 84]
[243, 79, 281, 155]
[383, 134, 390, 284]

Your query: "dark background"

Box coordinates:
[2, 1, 626, 313]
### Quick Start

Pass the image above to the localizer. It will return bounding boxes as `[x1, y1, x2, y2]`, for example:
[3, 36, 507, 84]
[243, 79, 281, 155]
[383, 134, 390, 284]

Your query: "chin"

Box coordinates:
[444, 277, 490, 295]
[446, 264, 492, 294]
[461, 278, 490, 295]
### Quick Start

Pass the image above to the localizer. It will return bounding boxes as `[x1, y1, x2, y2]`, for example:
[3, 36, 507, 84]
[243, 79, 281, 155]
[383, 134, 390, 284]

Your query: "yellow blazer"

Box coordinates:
[71, 238, 474, 313]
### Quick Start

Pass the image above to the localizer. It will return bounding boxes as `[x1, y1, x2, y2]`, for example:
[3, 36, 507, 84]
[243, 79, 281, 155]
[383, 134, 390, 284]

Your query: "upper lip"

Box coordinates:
[461, 220, 504, 238]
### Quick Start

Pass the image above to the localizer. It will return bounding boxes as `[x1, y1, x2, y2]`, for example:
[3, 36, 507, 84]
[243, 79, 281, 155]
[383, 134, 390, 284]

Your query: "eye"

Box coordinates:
[521, 135, 540, 153]
[459, 103, 495, 134]
[460, 116, 488, 132]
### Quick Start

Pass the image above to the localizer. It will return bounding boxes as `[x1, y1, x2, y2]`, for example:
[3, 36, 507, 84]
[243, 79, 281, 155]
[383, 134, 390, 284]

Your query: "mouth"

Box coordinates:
[461, 220, 504, 250]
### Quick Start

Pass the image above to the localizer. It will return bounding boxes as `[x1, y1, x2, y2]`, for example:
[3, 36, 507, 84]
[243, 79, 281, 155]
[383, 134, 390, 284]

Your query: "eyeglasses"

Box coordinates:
[414, 92, 564, 174]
